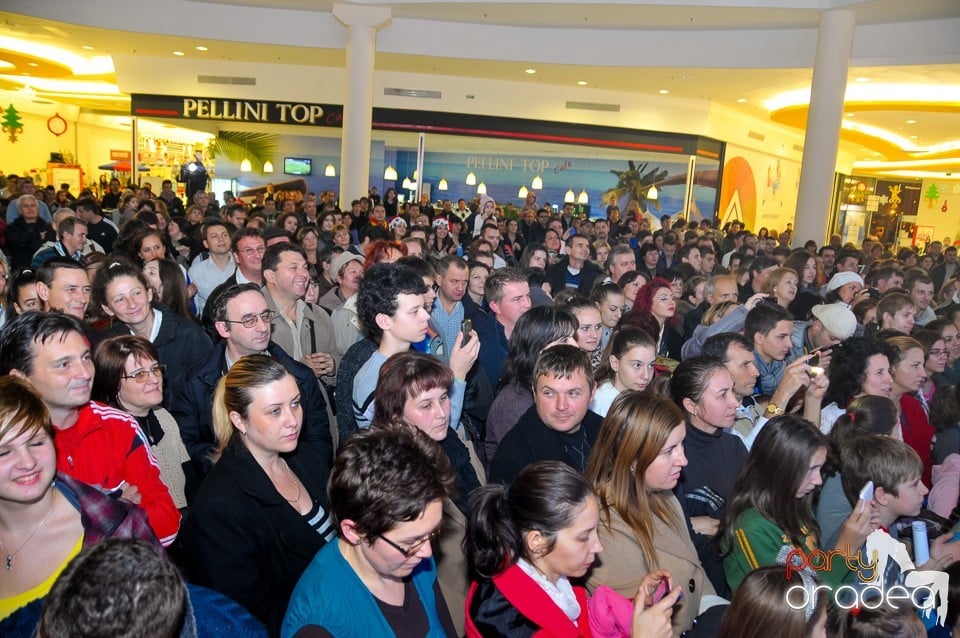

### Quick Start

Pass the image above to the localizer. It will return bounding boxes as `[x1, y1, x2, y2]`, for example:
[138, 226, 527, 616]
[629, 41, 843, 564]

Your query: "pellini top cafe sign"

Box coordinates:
[131, 94, 344, 127]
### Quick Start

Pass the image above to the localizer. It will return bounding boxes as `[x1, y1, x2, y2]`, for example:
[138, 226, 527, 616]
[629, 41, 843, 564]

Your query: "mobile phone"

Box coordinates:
[858, 481, 874, 512]
[651, 579, 670, 604]
[569, 227, 576, 235]
[460, 319, 473, 346]
[807, 352, 820, 367]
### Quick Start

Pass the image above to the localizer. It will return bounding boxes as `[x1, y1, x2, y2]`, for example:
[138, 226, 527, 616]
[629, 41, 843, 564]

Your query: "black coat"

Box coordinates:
[170, 340, 333, 478]
[488, 404, 602, 484]
[177, 436, 333, 637]
[544, 257, 604, 297]
[4, 216, 51, 269]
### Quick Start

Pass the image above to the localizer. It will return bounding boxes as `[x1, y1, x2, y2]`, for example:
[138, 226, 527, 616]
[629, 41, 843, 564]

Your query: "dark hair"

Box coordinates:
[92, 259, 152, 317]
[396, 255, 437, 281]
[373, 351, 453, 427]
[594, 327, 657, 386]
[722, 416, 826, 551]
[0, 311, 87, 376]
[9, 268, 38, 315]
[518, 242, 549, 270]
[533, 344, 595, 390]
[466, 461, 594, 579]
[37, 539, 186, 638]
[718, 566, 826, 638]
[484, 267, 529, 305]
[150, 258, 191, 318]
[330, 423, 454, 539]
[929, 383, 960, 433]
[669, 356, 728, 409]
[840, 436, 922, 504]
[230, 226, 265, 252]
[824, 337, 894, 407]
[0, 375, 55, 441]
[702, 332, 754, 363]
[499, 306, 578, 391]
[209, 282, 262, 324]
[824, 395, 899, 477]
[833, 594, 926, 637]
[357, 263, 428, 342]
[92, 335, 160, 409]
[744, 302, 794, 343]
[36, 255, 86, 288]
[201, 219, 229, 241]
[262, 241, 307, 273]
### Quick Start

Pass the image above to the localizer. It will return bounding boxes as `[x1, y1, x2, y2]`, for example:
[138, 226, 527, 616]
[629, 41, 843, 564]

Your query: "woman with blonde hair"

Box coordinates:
[760, 267, 799, 310]
[177, 355, 334, 635]
[586, 393, 725, 635]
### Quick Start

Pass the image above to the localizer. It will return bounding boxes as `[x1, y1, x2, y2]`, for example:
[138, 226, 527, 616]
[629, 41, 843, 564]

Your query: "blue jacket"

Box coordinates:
[473, 312, 508, 390]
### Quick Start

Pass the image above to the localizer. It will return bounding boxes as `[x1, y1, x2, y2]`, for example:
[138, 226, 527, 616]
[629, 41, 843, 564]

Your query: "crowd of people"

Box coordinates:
[0, 173, 958, 637]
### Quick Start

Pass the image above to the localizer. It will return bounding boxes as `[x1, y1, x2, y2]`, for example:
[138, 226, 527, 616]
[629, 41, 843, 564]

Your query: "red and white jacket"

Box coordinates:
[54, 401, 181, 546]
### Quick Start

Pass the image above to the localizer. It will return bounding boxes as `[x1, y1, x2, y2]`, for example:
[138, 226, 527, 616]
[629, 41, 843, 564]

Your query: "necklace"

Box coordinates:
[279, 461, 302, 504]
[0, 494, 55, 571]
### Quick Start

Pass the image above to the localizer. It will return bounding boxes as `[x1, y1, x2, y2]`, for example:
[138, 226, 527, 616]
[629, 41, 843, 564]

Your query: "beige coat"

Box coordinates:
[587, 495, 714, 636]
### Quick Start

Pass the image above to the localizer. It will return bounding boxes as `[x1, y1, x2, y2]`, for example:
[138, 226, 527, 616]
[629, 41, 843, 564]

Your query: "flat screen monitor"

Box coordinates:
[283, 157, 312, 176]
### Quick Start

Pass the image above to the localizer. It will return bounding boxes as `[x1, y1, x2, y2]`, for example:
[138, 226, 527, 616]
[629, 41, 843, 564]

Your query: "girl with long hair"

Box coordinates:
[717, 567, 827, 638]
[142, 257, 193, 320]
[721, 416, 877, 593]
[820, 337, 894, 434]
[621, 277, 682, 360]
[884, 335, 937, 486]
[586, 393, 724, 635]
[589, 327, 657, 417]
[913, 329, 948, 411]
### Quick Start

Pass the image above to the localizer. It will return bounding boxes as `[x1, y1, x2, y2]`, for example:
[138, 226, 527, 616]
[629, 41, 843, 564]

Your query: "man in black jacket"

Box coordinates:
[545, 234, 603, 297]
[489, 345, 601, 483]
[171, 284, 333, 478]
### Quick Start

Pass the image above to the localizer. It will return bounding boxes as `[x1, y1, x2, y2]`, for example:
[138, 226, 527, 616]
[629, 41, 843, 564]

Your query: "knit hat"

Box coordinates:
[478, 195, 496, 215]
[825, 271, 864, 292]
[811, 303, 857, 340]
[432, 218, 449, 231]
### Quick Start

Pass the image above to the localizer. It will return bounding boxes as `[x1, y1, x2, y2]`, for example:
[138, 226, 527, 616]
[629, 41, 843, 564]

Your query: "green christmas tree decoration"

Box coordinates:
[2, 104, 24, 143]
[924, 183, 940, 209]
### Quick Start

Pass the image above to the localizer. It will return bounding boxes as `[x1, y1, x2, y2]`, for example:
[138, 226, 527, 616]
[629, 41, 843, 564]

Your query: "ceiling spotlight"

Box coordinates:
[195, 46, 208, 51]
[27, 62, 39, 68]
[658, 89, 669, 95]
[524, 68, 536, 74]
[173, 51, 185, 56]
[906, 119, 917, 124]
[82, 45, 94, 50]
[736, 98, 747, 103]
[577, 81, 588, 86]
[845, 113, 856, 118]
[854, 77, 871, 83]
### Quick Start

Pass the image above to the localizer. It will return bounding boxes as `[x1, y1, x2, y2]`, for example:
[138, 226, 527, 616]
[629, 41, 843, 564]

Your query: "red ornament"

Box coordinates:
[46, 112, 68, 137]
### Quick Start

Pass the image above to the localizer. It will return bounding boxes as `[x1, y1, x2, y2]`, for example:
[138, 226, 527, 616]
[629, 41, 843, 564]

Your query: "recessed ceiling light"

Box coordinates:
[27, 62, 38, 67]
[658, 89, 669, 94]
[577, 80, 588, 86]
[855, 77, 871, 83]
[524, 68, 536, 74]
[909, 135, 918, 139]
[195, 45, 208, 51]
[82, 45, 94, 51]
[845, 113, 855, 117]
[173, 51, 185, 56]
[736, 98, 747, 103]
[906, 119, 917, 124]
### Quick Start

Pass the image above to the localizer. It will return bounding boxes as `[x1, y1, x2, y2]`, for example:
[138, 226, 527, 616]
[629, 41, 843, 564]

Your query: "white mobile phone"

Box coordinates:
[858, 481, 874, 512]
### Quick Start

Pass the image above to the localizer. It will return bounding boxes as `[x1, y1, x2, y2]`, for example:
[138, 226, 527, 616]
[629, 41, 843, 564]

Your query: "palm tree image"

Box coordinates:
[604, 160, 668, 213]
[208, 131, 280, 173]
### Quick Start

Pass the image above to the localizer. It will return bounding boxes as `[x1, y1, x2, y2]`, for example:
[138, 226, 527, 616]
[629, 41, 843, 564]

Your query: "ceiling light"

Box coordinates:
[736, 98, 747, 103]
[577, 81, 588, 86]
[240, 158, 252, 172]
[524, 68, 536, 74]
[262, 160, 274, 173]
[325, 163, 336, 177]
[0, 77, 120, 95]
[518, 185, 528, 198]
[173, 51, 185, 56]
[438, 178, 448, 191]
[531, 175, 543, 190]
[658, 89, 669, 95]
[577, 190, 589, 205]
[195, 46, 208, 51]
[909, 135, 918, 139]
[855, 77, 871, 83]
[27, 62, 38, 68]
[383, 165, 398, 181]
[564, 189, 575, 203]
[402, 177, 413, 190]
[81, 45, 94, 51]
[465, 172, 477, 186]
[0, 37, 114, 74]
[906, 119, 917, 124]
[647, 185, 658, 201]
[477, 182, 487, 195]
[845, 113, 855, 117]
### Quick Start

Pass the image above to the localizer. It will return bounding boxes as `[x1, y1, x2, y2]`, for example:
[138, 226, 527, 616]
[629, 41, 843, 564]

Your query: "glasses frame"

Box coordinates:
[377, 528, 441, 558]
[121, 364, 166, 383]
[222, 310, 279, 329]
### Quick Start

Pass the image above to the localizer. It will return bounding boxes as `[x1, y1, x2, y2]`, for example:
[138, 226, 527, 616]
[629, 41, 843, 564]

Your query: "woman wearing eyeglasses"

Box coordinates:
[283, 424, 458, 638]
[92, 259, 212, 408]
[178, 355, 335, 637]
[92, 335, 192, 508]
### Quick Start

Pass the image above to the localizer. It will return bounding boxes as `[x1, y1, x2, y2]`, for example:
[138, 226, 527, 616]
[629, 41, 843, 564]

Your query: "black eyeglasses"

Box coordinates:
[222, 310, 278, 328]
[377, 528, 441, 558]
[122, 364, 165, 383]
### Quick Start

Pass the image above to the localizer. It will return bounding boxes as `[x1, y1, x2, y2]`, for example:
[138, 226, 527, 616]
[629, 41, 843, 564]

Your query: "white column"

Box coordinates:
[332, 3, 391, 210]
[793, 9, 855, 247]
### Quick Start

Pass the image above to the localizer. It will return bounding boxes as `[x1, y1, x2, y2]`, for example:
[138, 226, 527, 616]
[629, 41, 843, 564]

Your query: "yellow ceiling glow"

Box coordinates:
[0, 76, 122, 95]
[0, 36, 114, 75]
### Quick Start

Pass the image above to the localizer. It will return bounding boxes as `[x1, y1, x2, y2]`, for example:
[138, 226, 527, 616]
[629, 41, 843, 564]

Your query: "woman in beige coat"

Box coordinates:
[585, 392, 723, 636]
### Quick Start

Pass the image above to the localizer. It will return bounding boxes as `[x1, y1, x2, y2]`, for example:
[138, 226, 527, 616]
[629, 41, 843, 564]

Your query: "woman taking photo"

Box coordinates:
[466, 461, 682, 637]
[622, 276, 682, 360]
[721, 415, 877, 593]
[372, 351, 484, 635]
[884, 335, 936, 487]
[586, 393, 725, 635]
[589, 328, 657, 417]
[179, 355, 335, 636]
[0, 376, 157, 633]
[93, 260, 212, 408]
[92, 335, 192, 508]
[282, 424, 457, 638]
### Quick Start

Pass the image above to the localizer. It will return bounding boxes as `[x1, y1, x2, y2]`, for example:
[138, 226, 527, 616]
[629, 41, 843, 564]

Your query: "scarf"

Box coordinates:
[439, 428, 481, 515]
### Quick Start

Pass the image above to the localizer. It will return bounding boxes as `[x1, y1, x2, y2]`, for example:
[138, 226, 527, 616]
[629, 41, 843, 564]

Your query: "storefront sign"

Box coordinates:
[110, 149, 131, 160]
[131, 94, 344, 127]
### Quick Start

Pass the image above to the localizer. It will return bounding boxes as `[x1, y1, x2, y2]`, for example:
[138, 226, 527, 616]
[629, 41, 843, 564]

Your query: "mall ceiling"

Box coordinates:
[0, 0, 958, 177]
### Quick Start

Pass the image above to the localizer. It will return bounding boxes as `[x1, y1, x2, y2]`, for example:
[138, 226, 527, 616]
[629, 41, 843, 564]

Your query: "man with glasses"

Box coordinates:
[172, 283, 333, 477]
[0, 311, 181, 546]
